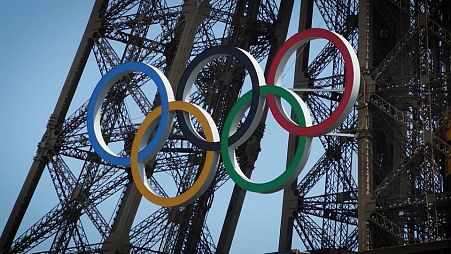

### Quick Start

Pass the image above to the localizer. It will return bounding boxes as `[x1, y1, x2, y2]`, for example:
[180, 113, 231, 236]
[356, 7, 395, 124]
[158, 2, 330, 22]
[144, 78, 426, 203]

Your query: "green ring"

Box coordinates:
[220, 85, 309, 193]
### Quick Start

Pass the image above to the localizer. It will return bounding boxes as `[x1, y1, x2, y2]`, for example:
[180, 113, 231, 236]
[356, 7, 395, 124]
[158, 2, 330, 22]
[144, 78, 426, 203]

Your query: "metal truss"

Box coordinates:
[357, 0, 451, 251]
[0, 0, 287, 253]
[282, 0, 450, 252]
[2, 0, 449, 253]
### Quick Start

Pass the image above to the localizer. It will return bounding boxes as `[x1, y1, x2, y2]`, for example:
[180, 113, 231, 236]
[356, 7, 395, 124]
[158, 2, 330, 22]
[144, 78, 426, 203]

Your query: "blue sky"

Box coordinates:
[0, 1, 329, 252]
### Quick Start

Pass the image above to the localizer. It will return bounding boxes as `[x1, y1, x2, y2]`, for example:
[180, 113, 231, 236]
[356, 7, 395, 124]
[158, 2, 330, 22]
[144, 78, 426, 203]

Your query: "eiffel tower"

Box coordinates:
[1, 0, 451, 253]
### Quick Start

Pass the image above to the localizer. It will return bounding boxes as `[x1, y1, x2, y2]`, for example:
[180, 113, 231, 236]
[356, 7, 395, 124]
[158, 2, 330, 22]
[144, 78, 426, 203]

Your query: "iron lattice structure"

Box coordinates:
[357, 0, 451, 251]
[1, 0, 450, 253]
[280, 0, 451, 252]
[1, 0, 290, 253]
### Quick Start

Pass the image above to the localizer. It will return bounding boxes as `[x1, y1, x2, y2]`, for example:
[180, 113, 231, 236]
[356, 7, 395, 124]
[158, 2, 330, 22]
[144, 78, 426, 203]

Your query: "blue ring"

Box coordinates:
[87, 62, 170, 167]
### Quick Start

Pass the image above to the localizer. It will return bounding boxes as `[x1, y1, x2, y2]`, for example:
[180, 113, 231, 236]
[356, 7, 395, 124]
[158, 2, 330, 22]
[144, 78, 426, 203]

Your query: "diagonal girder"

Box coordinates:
[370, 94, 451, 158]
[369, 212, 419, 244]
[294, 213, 337, 250]
[297, 153, 330, 197]
[47, 155, 111, 240]
[372, 145, 425, 198]
[371, 27, 418, 80]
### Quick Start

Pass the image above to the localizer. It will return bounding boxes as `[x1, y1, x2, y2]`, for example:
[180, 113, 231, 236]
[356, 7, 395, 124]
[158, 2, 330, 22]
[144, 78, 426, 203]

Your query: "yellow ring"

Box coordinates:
[130, 101, 220, 207]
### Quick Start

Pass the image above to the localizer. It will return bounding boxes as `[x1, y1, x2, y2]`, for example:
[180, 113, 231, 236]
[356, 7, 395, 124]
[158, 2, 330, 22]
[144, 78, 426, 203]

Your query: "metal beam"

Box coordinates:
[357, 0, 375, 251]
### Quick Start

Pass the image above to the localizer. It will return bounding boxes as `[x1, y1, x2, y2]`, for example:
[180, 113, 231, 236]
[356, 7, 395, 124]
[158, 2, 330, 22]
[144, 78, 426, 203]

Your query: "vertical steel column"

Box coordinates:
[217, 1, 296, 252]
[357, 0, 375, 251]
[278, 0, 314, 251]
[0, 1, 108, 252]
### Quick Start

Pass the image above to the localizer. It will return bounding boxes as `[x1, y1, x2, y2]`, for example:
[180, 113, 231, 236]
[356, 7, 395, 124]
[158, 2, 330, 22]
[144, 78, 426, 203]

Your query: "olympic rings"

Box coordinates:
[131, 101, 220, 207]
[87, 28, 360, 207]
[266, 28, 360, 136]
[221, 85, 312, 193]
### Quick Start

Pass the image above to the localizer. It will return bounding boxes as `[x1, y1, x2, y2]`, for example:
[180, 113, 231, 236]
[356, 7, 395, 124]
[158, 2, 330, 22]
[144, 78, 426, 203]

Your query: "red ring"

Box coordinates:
[266, 28, 356, 136]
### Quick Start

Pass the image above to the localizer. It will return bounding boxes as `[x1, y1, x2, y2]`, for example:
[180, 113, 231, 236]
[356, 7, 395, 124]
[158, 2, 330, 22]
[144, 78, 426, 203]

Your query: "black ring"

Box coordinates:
[175, 45, 263, 151]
